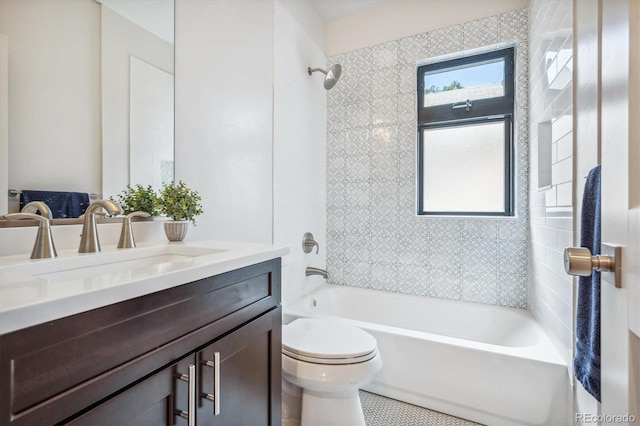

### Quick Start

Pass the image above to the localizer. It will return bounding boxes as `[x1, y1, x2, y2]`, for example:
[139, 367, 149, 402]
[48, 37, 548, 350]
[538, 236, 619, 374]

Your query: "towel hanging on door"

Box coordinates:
[573, 165, 601, 402]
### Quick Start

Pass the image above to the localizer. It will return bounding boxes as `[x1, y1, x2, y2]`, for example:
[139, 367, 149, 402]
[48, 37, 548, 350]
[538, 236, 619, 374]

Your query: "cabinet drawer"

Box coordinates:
[0, 258, 281, 425]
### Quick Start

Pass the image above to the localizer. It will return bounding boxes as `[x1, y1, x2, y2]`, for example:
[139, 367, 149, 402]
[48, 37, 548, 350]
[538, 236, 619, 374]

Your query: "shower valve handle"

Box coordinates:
[302, 232, 319, 254]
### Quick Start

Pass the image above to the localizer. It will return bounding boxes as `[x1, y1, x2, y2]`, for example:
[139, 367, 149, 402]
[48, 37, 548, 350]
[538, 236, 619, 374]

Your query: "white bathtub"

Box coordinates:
[283, 284, 569, 426]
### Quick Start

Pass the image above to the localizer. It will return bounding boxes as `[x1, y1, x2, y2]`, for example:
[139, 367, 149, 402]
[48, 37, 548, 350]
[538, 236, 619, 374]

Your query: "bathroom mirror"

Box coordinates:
[0, 0, 174, 217]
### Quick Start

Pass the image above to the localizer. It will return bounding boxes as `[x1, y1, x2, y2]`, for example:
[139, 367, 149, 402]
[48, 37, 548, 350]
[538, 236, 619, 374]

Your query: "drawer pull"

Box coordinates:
[175, 364, 196, 426]
[202, 352, 221, 415]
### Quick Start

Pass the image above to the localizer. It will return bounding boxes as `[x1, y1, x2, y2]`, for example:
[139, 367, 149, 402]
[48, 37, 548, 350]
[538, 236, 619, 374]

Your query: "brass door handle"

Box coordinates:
[564, 244, 621, 288]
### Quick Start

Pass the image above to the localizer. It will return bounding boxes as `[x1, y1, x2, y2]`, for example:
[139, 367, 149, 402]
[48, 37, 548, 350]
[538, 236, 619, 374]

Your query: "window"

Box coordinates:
[417, 47, 515, 216]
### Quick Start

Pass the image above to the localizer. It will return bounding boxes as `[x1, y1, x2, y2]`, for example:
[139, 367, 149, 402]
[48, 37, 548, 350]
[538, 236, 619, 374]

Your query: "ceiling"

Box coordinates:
[309, 0, 396, 21]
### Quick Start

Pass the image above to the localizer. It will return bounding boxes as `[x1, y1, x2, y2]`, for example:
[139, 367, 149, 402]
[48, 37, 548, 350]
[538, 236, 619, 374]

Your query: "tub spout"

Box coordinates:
[306, 267, 329, 279]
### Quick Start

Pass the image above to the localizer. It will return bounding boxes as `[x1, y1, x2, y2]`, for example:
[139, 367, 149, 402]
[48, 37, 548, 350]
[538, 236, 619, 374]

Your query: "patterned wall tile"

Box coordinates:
[398, 65, 417, 94]
[429, 267, 463, 300]
[373, 68, 399, 98]
[345, 127, 371, 156]
[430, 26, 464, 57]
[371, 263, 398, 290]
[345, 154, 371, 182]
[346, 101, 372, 128]
[371, 41, 399, 69]
[397, 94, 416, 123]
[371, 152, 398, 181]
[462, 270, 499, 304]
[327, 9, 530, 309]
[396, 264, 430, 295]
[372, 97, 398, 125]
[327, 131, 346, 159]
[398, 33, 430, 65]
[370, 235, 400, 264]
[371, 125, 399, 153]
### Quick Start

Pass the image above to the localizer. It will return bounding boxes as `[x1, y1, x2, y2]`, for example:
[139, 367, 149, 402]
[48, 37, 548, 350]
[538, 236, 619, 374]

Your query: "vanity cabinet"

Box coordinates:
[0, 258, 282, 426]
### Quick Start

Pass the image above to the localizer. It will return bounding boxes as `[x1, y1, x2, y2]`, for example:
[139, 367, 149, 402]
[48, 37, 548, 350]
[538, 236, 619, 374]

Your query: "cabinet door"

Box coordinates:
[197, 308, 282, 426]
[66, 356, 196, 426]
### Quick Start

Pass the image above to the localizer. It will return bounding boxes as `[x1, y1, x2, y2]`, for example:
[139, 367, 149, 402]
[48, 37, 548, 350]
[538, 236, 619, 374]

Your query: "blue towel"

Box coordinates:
[20, 190, 90, 219]
[574, 165, 601, 402]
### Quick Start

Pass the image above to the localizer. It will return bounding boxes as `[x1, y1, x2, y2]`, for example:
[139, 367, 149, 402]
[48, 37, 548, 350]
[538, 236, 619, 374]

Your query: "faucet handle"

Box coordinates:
[118, 211, 150, 249]
[1, 213, 57, 259]
[302, 232, 319, 254]
[2, 212, 47, 222]
[124, 211, 151, 222]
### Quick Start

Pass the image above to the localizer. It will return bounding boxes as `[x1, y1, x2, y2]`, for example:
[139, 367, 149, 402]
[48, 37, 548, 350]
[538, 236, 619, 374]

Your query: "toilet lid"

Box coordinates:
[282, 319, 377, 364]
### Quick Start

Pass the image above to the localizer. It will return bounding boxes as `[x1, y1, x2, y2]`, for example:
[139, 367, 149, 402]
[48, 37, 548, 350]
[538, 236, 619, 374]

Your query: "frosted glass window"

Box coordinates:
[421, 121, 506, 213]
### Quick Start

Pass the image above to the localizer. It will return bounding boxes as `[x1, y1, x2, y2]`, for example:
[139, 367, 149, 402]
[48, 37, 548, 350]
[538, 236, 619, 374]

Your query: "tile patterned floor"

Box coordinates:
[360, 391, 483, 426]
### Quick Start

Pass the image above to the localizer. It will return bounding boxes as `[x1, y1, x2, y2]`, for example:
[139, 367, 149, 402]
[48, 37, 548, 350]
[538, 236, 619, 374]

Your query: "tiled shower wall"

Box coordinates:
[326, 9, 530, 308]
[528, 0, 574, 365]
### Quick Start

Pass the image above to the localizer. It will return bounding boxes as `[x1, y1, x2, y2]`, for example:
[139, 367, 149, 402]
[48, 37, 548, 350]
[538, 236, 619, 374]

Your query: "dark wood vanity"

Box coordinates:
[0, 258, 282, 426]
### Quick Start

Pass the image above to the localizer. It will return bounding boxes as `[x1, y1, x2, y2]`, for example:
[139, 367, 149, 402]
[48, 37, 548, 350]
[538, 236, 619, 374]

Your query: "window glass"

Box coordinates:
[423, 58, 505, 107]
[422, 121, 506, 213]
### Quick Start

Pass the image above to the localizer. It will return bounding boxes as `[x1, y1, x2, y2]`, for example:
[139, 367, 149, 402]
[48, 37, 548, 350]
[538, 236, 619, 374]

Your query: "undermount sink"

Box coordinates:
[0, 245, 226, 282]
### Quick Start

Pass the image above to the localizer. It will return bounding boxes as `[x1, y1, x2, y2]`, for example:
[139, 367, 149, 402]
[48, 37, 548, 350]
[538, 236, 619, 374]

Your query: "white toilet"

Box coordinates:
[281, 318, 382, 426]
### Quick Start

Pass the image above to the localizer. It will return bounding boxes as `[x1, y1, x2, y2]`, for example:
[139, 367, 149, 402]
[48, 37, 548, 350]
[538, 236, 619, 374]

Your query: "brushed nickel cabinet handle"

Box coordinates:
[202, 352, 221, 415]
[175, 364, 196, 426]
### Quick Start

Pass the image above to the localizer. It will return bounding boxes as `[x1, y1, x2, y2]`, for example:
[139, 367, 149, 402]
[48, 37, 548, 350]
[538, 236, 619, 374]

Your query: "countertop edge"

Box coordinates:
[0, 241, 289, 335]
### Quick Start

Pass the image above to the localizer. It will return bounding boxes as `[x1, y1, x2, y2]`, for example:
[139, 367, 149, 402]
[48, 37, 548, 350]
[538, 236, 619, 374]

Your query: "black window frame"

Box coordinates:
[417, 46, 515, 217]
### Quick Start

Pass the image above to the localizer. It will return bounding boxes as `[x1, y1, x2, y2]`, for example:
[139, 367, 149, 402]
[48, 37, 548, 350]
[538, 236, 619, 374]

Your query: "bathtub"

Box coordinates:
[283, 284, 569, 426]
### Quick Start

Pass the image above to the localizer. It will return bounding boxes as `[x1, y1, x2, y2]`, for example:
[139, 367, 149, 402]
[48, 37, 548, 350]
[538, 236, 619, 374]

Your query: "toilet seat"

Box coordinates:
[282, 319, 378, 365]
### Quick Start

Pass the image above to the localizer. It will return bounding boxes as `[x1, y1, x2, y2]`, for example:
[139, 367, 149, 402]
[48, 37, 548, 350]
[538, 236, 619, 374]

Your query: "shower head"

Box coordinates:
[307, 64, 342, 90]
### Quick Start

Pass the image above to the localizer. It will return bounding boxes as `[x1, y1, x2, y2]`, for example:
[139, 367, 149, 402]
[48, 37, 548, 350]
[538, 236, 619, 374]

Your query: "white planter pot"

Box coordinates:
[163, 220, 189, 241]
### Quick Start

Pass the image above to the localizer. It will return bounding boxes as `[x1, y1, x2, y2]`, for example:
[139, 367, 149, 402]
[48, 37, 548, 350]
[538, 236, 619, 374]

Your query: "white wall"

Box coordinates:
[325, 0, 529, 55]
[174, 0, 274, 244]
[273, 0, 327, 305]
[0, 0, 101, 210]
[528, 0, 573, 364]
[528, 2, 574, 422]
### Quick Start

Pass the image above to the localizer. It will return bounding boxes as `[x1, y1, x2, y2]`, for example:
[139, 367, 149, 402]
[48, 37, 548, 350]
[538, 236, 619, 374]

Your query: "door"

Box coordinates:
[600, 0, 640, 422]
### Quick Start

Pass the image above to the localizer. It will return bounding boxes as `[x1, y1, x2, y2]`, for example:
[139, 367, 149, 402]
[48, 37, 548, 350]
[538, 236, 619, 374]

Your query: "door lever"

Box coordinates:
[564, 244, 622, 288]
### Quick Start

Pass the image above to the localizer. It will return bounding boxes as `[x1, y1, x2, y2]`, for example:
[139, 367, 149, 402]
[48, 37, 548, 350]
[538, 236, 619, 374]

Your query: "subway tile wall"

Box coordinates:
[527, 0, 574, 365]
[326, 9, 530, 308]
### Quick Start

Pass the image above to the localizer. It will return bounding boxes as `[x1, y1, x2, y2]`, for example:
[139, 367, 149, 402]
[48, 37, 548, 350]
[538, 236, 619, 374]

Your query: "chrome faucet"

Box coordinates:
[21, 201, 53, 219]
[1, 212, 57, 259]
[79, 199, 123, 253]
[118, 211, 150, 249]
[306, 267, 329, 279]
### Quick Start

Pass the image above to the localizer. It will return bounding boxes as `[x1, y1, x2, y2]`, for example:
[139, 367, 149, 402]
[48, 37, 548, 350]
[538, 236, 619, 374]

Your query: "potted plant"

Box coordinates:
[160, 180, 203, 241]
[112, 184, 161, 216]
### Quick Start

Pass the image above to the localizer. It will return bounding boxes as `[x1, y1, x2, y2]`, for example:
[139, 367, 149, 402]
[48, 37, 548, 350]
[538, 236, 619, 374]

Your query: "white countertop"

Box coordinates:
[0, 240, 289, 335]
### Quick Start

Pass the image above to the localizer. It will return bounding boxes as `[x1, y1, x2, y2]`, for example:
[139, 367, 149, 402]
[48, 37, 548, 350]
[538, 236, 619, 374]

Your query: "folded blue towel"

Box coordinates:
[20, 190, 90, 219]
[574, 165, 601, 402]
